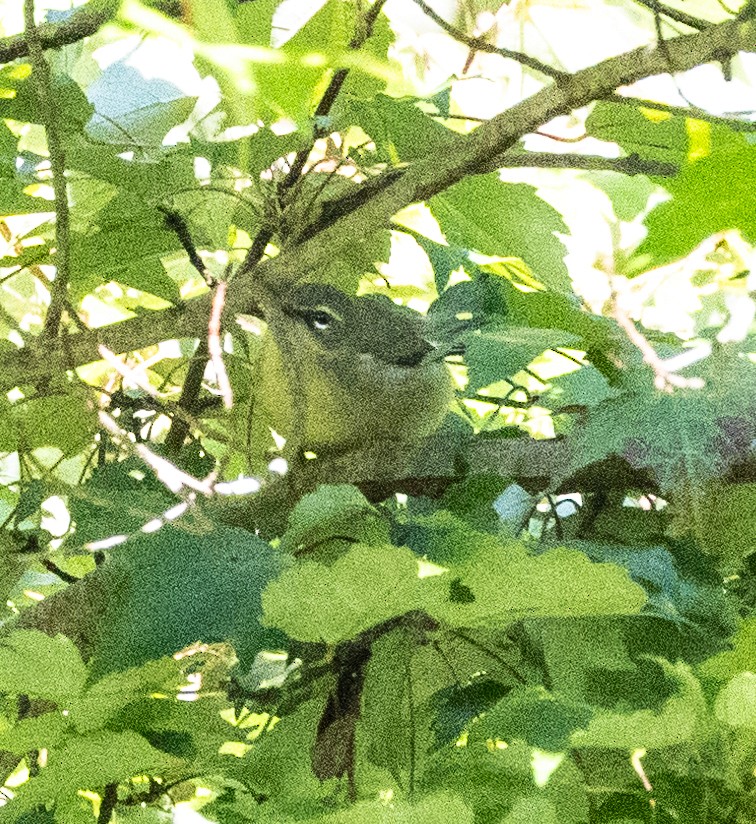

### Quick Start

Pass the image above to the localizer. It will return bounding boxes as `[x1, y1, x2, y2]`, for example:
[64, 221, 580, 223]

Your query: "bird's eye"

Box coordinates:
[305, 309, 334, 331]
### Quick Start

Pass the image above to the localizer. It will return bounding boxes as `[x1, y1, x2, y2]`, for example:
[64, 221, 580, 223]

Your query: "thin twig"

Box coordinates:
[498, 151, 678, 176]
[40, 558, 80, 584]
[411, 0, 567, 79]
[610, 292, 705, 391]
[0, 0, 182, 63]
[610, 92, 756, 132]
[1, 16, 755, 394]
[208, 279, 233, 409]
[98, 410, 215, 496]
[238, 0, 389, 276]
[24, 0, 71, 338]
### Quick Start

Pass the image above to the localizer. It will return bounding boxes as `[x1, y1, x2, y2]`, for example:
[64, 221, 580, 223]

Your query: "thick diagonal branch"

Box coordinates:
[0, 15, 754, 393]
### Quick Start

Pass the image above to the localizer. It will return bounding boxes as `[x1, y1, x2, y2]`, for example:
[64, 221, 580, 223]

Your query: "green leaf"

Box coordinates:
[336, 95, 456, 163]
[0, 711, 69, 756]
[360, 628, 415, 783]
[585, 101, 689, 164]
[90, 522, 287, 677]
[469, 685, 593, 751]
[636, 135, 756, 268]
[569, 383, 756, 498]
[698, 618, 756, 683]
[280, 484, 388, 555]
[0, 630, 86, 702]
[464, 325, 581, 391]
[539, 617, 635, 700]
[430, 535, 646, 627]
[314, 793, 475, 824]
[262, 544, 425, 643]
[570, 661, 707, 749]
[714, 672, 756, 730]
[5, 731, 179, 820]
[501, 797, 559, 824]
[70, 223, 182, 301]
[70, 658, 183, 734]
[3, 394, 98, 455]
[588, 170, 657, 222]
[239, 697, 325, 812]
[430, 175, 570, 292]
[68, 459, 178, 547]
[86, 97, 197, 146]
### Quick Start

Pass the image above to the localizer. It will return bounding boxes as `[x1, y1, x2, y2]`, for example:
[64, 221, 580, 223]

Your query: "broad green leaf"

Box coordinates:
[236, 0, 351, 126]
[698, 483, 756, 565]
[90, 521, 287, 677]
[502, 797, 559, 824]
[698, 618, 756, 683]
[585, 101, 689, 164]
[463, 325, 581, 391]
[313, 793, 475, 824]
[71, 658, 183, 733]
[714, 672, 756, 729]
[569, 381, 756, 498]
[570, 661, 707, 750]
[262, 543, 426, 642]
[86, 97, 197, 146]
[431, 538, 646, 627]
[468, 685, 593, 751]
[420, 740, 536, 822]
[587, 169, 657, 222]
[428, 678, 511, 748]
[0, 630, 86, 702]
[70, 223, 182, 300]
[239, 697, 325, 813]
[430, 175, 570, 292]
[0, 711, 69, 756]
[0, 394, 97, 455]
[636, 135, 756, 268]
[68, 459, 178, 547]
[280, 484, 387, 555]
[336, 95, 456, 163]
[360, 628, 415, 783]
[539, 618, 635, 700]
[0, 71, 92, 132]
[5, 731, 178, 821]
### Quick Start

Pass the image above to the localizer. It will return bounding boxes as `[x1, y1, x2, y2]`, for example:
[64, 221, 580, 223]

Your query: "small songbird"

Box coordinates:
[256, 283, 455, 452]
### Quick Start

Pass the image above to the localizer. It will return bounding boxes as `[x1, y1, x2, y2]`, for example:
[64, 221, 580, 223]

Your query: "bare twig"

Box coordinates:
[97, 410, 215, 496]
[238, 0, 389, 276]
[610, 295, 705, 391]
[610, 92, 756, 132]
[410, 0, 567, 80]
[24, 0, 71, 338]
[208, 279, 233, 409]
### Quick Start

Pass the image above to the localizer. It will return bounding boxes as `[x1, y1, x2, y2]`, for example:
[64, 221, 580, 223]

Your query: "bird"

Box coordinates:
[255, 282, 455, 453]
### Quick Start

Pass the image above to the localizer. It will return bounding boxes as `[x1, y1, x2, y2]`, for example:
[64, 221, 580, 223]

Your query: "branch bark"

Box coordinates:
[0, 15, 754, 393]
[0, 0, 181, 65]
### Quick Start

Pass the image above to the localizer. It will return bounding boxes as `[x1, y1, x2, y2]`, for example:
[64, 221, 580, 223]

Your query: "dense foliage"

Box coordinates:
[0, 0, 755, 821]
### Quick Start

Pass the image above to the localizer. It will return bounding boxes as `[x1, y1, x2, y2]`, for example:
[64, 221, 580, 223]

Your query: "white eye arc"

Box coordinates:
[301, 304, 341, 332]
[307, 310, 334, 331]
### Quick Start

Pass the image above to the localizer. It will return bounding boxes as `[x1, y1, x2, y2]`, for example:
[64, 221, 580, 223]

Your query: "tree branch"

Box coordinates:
[0, 0, 181, 65]
[498, 151, 678, 176]
[0, 16, 754, 393]
[25, 0, 71, 338]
